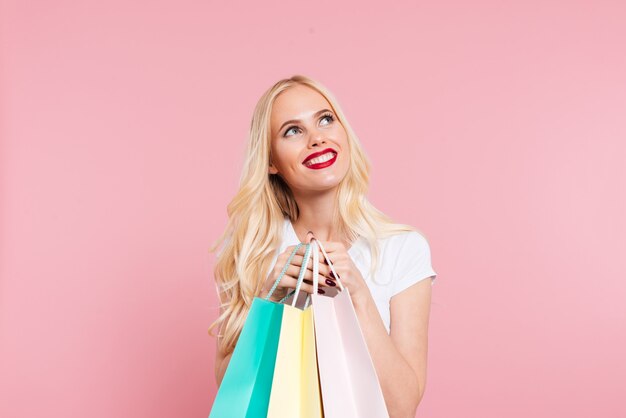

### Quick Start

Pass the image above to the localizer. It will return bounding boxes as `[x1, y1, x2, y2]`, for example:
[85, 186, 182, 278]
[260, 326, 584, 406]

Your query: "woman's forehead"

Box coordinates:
[271, 86, 331, 128]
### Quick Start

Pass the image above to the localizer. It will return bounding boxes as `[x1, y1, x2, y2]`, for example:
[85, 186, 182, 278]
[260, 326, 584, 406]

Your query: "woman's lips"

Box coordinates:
[303, 152, 337, 170]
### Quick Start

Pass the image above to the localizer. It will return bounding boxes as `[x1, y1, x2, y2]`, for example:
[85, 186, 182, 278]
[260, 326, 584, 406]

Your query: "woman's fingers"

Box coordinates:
[289, 254, 334, 278]
[283, 264, 335, 286]
[279, 274, 326, 295]
[285, 244, 335, 268]
[280, 244, 338, 287]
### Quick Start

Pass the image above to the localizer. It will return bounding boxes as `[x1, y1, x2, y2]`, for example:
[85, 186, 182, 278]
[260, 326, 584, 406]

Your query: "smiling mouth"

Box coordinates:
[303, 151, 337, 169]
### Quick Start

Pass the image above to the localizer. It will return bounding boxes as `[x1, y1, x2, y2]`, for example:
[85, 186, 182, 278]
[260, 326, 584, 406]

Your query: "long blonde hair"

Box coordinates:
[208, 74, 422, 355]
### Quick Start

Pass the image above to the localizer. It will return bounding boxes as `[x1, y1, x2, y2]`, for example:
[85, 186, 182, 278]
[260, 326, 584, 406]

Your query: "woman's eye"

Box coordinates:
[284, 113, 334, 137]
[284, 126, 299, 137]
[320, 114, 334, 126]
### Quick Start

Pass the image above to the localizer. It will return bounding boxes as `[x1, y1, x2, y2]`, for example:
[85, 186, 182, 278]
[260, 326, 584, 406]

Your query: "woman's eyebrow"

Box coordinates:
[279, 108, 333, 132]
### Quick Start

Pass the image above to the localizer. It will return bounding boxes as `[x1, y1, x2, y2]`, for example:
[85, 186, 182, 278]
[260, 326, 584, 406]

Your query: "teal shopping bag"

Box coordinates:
[209, 298, 284, 418]
[209, 243, 310, 418]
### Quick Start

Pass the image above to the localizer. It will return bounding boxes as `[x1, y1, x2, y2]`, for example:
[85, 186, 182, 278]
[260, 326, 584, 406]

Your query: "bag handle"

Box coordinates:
[264, 242, 315, 309]
[302, 240, 319, 309]
[301, 237, 345, 309]
[264, 242, 303, 301]
[276, 241, 317, 309]
[290, 242, 313, 308]
[311, 237, 345, 291]
[265, 237, 345, 308]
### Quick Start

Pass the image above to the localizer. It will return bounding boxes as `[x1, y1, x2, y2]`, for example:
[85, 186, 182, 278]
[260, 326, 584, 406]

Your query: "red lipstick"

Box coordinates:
[302, 148, 337, 165]
[302, 149, 338, 170]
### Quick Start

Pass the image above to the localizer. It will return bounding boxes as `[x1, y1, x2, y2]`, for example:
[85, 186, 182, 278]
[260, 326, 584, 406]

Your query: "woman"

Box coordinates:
[208, 75, 437, 417]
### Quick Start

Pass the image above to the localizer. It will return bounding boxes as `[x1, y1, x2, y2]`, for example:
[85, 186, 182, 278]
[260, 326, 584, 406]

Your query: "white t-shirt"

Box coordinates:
[266, 217, 437, 333]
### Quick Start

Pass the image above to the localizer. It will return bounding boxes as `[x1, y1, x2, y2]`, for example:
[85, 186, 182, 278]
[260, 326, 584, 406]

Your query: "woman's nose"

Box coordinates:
[307, 130, 326, 146]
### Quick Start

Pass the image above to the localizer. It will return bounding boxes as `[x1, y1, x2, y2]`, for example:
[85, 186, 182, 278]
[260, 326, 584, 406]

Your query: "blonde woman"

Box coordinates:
[208, 75, 437, 417]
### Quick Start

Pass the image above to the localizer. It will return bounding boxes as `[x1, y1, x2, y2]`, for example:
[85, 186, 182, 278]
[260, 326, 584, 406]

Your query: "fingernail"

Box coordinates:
[324, 259, 329, 265]
[325, 279, 336, 287]
[317, 288, 325, 294]
[329, 270, 340, 279]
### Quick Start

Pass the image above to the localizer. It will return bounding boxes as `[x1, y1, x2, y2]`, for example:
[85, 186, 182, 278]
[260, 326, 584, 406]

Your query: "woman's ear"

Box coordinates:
[268, 158, 279, 175]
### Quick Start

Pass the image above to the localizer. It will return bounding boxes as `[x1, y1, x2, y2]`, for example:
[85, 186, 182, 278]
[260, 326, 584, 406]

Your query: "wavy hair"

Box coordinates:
[208, 74, 422, 355]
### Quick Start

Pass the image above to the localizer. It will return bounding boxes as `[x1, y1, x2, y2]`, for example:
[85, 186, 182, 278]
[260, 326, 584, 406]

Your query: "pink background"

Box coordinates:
[1, 1, 625, 417]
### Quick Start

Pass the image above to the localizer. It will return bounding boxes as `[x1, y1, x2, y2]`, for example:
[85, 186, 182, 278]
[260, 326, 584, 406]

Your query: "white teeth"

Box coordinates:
[305, 152, 336, 166]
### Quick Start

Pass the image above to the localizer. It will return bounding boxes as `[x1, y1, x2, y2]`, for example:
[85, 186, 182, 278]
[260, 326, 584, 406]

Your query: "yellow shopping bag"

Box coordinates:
[266, 242, 323, 418]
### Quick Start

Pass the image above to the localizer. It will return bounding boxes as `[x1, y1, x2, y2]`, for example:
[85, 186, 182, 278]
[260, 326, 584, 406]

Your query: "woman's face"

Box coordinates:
[269, 85, 350, 194]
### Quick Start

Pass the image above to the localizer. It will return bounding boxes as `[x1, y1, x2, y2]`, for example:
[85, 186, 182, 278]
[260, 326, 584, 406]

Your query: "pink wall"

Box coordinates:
[1, 1, 625, 417]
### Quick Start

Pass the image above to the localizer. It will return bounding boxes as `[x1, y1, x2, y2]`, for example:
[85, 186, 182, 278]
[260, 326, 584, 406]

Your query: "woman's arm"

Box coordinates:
[352, 277, 433, 418]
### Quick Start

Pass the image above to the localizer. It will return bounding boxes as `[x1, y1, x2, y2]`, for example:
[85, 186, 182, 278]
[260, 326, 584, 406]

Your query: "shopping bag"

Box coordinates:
[209, 243, 305, 418]
[267, 240, 323, 418]
[310, 238, 390, 418]
[208, 298, 284, 418]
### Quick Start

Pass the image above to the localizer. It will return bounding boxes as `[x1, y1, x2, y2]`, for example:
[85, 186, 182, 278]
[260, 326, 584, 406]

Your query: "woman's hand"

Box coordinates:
[315, 240, 370, 309]
[260, 243, 338, 301]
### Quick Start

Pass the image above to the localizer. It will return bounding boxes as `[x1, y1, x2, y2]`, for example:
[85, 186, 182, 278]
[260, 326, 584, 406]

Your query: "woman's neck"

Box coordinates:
[290, 187, 350, 246]
[291, 217, 354, 251]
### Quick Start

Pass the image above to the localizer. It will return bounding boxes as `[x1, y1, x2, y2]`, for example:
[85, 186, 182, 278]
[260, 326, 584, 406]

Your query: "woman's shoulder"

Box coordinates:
[356, 228, 431, 258]
[370, 228, 436, 282]
[376, 228, 431, 250]
[386, 228, 436, 293]
[358, 229, 433, 270]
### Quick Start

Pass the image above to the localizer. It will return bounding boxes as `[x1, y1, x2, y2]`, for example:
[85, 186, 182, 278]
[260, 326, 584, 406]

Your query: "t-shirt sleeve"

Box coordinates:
[390, 231, 437, 297]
